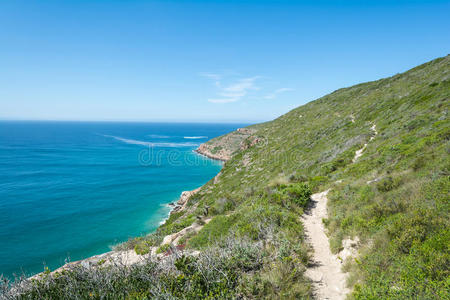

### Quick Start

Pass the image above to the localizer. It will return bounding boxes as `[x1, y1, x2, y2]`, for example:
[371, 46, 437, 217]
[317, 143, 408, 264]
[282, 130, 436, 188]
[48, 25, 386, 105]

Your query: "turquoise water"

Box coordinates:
[0, 121, 243, 278]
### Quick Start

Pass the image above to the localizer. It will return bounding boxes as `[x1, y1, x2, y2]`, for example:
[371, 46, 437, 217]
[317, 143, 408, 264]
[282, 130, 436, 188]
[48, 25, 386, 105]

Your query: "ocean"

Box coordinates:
[0, 121, 244, 278]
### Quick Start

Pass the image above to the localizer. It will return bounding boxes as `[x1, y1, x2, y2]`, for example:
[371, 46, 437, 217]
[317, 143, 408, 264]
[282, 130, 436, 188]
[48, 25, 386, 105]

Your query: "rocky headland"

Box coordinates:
[194, 127, 259, 161]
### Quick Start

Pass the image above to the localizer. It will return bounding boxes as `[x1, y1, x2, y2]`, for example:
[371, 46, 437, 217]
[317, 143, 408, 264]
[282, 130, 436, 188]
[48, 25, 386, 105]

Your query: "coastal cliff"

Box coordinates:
[194, 127, 257, 161]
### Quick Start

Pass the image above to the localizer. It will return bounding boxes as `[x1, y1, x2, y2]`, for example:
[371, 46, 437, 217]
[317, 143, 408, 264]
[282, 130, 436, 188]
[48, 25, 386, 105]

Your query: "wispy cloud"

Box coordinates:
[264, 88, 294, 99]
[202, 74, 260, 104]
[199, 73, 222, 87]
[199, 72, 221, 80]
[208, 98, 239, 104]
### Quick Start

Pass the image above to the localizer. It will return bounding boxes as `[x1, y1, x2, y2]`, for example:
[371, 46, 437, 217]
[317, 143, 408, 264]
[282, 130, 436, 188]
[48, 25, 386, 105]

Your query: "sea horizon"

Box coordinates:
[0, 119, 263, 125]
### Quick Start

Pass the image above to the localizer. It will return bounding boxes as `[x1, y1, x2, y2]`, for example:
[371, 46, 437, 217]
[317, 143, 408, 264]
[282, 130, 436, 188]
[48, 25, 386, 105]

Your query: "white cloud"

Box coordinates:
[199, 72, 221, 81]
[203, 75, 260, 104]
[264, 88, 294, 99]
[222, 77, 259, 93]
[208, 98, 239, 104]
[199, 73, 221, 87]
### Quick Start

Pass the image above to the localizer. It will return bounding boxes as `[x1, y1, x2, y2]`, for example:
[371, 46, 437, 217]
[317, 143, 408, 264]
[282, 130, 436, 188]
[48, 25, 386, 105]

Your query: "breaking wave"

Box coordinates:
[103, 135, 198, 147]
[147, 134, 171, 139]
[183, 136, 208, 139]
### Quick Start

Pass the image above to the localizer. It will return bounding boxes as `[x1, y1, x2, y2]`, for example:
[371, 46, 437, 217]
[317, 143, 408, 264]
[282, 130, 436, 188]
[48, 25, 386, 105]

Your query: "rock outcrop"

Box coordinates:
[195, 143, 231, 161]
[170, 187, 201, 215]
[195, 127, 259, 161]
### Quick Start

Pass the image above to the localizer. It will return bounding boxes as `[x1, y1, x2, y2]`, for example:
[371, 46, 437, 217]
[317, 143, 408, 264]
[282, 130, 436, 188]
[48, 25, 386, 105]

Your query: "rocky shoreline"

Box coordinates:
[194, 145, 229, 161]
[168, 187, 201, 215]
[194, 127, 257, 162]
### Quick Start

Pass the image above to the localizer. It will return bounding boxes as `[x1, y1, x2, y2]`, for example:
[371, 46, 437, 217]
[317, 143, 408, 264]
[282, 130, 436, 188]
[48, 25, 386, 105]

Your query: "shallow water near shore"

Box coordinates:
[0, 121, 244, 279]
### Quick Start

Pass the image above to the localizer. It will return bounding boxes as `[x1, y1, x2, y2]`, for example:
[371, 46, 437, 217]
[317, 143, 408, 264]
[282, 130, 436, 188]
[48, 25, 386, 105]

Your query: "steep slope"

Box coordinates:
[4, 56, 449, 299]
[170, 55, 449, 298]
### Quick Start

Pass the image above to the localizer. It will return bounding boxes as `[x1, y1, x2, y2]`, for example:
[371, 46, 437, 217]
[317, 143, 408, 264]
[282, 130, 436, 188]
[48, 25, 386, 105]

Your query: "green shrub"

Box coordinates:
[376, 176, 401, 192]
[156, 244, 170, 254]
[134, 243, 150, 255]
[3, 239, 273, 299]
[412, 156, 426, 170]
[188, 215, 237, 249]
[277, 183, 312, 208]
[157, 214, 196, 236]
[309, 176, 327, 191]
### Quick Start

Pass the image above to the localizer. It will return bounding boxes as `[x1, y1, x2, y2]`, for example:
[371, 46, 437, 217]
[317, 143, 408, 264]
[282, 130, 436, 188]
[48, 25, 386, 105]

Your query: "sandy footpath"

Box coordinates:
[303, 190, 351, 299]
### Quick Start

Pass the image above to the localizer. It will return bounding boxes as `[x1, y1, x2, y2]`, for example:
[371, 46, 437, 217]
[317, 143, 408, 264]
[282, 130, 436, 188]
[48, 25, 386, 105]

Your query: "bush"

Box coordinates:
[277, 183, 312, 208]
[156, 244, 170, 254]
[2, 239, 269, 299]
[134, 243, 150, 255]
[309, 176, 328, 191]
[115, 233, 162, 252]
[188, 215, 237, 249]
[376, 176, 401, 192]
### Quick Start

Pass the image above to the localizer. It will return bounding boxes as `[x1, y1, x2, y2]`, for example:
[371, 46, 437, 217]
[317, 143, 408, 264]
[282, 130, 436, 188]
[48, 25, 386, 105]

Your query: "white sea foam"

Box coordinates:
[147, 134, 171, 139]
[184, 136, 208, 139]
[104, 135, 198, 147]
[159, 203, 175, 225]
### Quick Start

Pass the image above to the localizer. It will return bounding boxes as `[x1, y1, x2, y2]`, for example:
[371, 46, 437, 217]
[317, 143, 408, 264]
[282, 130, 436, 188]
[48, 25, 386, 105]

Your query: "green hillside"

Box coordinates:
[180, 54, 450, 298]
[3, 56, 449, 299]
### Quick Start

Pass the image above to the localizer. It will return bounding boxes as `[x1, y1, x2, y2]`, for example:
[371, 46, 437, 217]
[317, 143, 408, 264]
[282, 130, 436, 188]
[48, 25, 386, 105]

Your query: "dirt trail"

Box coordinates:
[304, 123, 377, 298]
[303, 190, 350, 299]
[353, 124, 377, 162]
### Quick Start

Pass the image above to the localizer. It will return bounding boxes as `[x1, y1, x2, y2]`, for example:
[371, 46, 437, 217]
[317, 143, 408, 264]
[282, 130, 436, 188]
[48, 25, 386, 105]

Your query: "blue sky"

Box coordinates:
[1, 0, 449, 123]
